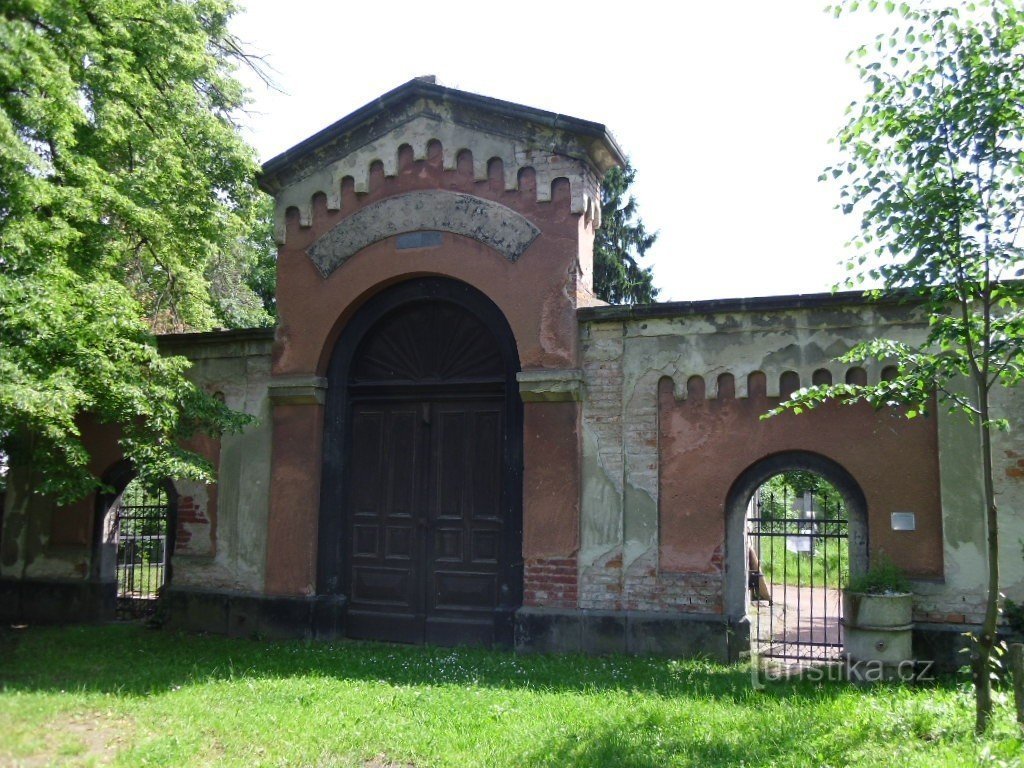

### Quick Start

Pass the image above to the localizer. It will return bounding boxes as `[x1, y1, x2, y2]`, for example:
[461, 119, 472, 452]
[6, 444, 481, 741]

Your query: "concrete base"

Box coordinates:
[514, 607, 746, 662]
[0, 578, 115, 625]
[163, 586, 349, 640]
[844, 623, 914, 665]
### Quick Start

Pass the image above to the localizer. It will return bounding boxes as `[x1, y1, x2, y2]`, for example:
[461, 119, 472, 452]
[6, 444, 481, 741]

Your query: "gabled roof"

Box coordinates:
[257, 77, 625, 193]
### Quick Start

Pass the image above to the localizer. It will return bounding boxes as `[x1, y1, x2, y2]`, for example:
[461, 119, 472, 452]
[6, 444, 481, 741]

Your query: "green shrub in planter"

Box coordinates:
[846, 557, 912, 595]
[843, 556, 914, 676]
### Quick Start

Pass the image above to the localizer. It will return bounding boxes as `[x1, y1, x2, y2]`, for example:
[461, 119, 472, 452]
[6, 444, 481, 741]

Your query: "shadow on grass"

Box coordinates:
[524, 716, 824, 768]
[0, 623, 953, 707]
[524, 701, 930, 768]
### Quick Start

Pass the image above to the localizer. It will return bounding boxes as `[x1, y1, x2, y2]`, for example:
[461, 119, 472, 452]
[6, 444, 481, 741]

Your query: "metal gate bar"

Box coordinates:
[114, 483, 171, 619]
[748, 484, 848, 662]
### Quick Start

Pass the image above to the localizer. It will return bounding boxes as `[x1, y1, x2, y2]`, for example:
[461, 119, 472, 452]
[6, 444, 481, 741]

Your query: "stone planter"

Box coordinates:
[842, 591, 914, 679]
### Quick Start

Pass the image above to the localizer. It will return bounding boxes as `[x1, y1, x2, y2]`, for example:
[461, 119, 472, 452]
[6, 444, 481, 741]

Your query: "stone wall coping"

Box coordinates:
[157, 327, 276, 346]
[577, 288, 921, 324]
[156, 328, 275, 362]
[517, 369, 584, 403]
[517, 369, 583, 384]
[268, 375, 328, 406]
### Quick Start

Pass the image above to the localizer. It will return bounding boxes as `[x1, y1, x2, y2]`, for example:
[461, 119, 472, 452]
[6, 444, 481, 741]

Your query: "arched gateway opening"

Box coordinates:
[93, 463, 177, 621]
[319, 278, 523, 647]
[726, 452, 868, 663]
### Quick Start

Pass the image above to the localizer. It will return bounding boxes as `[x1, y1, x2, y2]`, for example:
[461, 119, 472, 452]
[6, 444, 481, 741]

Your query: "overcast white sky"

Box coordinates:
[230, 2, 892, 302]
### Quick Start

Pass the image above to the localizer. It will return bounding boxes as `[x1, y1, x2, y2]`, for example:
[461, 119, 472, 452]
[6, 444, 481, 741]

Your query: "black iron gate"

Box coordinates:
[113, 481, 172, 619]
[748, 483, 848, 662]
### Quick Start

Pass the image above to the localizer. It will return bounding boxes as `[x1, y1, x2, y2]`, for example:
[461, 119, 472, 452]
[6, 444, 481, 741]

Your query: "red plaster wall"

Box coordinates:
[267, 145, 592, 597]
[521, 401, 581, 609]
[265, 402, 324, 595]
[657, 378, 944, 579]
[273, 146, 587, 377]
[522, 401, 581, 560]
[173, 432, 221, 555]
[174, 496, 201, 548]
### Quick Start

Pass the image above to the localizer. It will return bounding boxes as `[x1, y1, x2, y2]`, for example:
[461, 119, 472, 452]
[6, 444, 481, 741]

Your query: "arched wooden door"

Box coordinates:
[320, 278, 523, 646]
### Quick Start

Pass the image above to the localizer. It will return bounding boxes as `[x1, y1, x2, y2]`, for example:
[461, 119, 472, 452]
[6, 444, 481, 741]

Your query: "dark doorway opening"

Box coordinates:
[320, 278, 523, 647]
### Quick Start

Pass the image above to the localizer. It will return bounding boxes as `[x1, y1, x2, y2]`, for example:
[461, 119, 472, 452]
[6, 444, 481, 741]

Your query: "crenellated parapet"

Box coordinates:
[579, 290, 931, 402]
[659, 363, 898, 400]
[258, 79, 621, 245]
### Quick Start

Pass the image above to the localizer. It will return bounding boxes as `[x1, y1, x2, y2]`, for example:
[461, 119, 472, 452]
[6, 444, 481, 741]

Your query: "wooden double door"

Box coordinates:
[345, 395, 511, 645]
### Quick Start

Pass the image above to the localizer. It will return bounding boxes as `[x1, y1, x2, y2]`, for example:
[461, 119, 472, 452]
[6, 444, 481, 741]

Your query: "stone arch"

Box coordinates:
[723, 450, 868, 623]
[305, 190, 541, 277]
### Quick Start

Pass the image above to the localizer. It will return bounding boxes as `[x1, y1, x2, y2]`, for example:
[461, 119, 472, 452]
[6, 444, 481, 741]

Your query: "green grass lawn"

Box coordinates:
[117, 563, 164, 598]
[756, 534, 848, 589]
[1, 625, 1022, 767]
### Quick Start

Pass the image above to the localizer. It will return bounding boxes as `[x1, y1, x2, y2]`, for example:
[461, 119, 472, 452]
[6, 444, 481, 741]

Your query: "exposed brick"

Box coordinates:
[524, 554, 579, 609]
[173, 494, 212, 555]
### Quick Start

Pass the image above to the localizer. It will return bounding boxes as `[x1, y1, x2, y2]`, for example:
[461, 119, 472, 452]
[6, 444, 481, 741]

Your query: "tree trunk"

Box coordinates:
[1010, 643, 1024, 729]
[975, 394, 1000, 734]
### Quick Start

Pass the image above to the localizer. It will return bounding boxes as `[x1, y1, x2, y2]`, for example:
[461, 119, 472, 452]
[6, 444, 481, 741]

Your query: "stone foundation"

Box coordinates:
[0, 578, 114, 625]
[514, 606, 742, 661]
[162, 586, 348, 641]
[912, 622, 979, 673]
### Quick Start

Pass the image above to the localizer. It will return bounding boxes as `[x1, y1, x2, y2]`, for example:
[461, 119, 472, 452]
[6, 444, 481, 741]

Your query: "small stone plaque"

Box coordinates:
[891, 511, 916, 531]
[396, 231, 443, 250]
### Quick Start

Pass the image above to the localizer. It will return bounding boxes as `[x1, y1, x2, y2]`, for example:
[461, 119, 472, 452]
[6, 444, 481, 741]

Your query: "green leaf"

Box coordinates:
[0, 0, 271, 500]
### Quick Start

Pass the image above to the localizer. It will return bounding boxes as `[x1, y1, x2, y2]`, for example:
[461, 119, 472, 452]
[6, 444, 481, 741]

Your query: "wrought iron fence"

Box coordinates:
[114, 481, 171, 619]
[748, 482, 848, 662]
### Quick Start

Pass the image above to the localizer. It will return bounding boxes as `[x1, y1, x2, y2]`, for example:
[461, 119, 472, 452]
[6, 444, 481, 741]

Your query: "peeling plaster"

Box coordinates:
[144, 335, 274, 593]
[623, 481, 658, 569]
[579, 299, 1013, 617]
[580, 421, 623, 566]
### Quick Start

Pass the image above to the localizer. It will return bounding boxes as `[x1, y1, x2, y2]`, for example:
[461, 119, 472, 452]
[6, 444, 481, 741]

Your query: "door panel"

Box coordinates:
[346, 403, 426, 642]
[425, 400, 504, 645]
[470, 410, 502, 522]
[345, 398, 507, 645]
